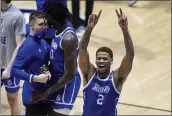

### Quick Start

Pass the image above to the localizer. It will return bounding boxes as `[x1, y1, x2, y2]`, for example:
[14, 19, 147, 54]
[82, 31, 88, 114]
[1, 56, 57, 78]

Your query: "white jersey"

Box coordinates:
[1, 4, 26, 69]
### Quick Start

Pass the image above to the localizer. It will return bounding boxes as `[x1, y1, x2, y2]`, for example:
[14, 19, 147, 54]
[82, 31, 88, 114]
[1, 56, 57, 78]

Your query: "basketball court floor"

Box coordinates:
[1, 1, 171, 115]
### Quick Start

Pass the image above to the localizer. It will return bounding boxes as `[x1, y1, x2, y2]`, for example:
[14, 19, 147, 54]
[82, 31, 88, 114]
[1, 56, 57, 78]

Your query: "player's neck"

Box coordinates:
[55, 23, 68, 35]
[97, 70, 110, 79]
[1, 2, 12, 11]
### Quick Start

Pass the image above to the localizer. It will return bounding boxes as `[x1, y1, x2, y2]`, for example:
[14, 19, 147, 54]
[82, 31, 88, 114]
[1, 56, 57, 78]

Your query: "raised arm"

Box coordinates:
[115, 8, 135, 85]
[79, 10, 102, 82]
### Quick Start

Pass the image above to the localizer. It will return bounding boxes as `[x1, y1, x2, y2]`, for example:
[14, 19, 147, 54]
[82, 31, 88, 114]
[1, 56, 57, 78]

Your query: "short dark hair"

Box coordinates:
[96, 47, 113, 58]
[29, 11, 45, 24]
[2, 0, 11, 4]
[44, 0, 71, 25]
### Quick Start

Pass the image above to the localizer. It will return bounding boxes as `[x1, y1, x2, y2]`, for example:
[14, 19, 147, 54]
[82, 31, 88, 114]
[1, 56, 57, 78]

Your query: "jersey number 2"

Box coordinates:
[97, 94, 104, 105]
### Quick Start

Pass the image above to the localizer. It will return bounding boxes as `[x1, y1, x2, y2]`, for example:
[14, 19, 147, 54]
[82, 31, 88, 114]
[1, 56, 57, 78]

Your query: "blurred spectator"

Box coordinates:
[129, 0, 137, 6]
[71, 0, 94, 36]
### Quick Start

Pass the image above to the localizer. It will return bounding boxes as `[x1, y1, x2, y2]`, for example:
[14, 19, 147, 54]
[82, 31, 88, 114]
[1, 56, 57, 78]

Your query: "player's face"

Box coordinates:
[46, 14, 55, 28]
[96, 52, 113, 74]
[33, 18, 47, 32]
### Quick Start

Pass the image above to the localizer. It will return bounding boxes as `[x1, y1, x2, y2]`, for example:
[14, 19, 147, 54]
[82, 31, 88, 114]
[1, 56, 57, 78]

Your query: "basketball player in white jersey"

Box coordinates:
[1, 0, 26, 115]
[78, 8, 135, 116]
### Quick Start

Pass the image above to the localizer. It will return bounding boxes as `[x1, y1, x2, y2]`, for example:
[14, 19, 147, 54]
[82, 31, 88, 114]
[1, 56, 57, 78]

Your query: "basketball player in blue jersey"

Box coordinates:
[79, 8, 135, 116]
[31, 0, 81, 115]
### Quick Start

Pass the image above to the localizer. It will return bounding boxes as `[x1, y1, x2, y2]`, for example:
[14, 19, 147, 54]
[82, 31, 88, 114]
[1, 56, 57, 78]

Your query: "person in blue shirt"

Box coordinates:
[31, 0, 81, 115]
[11, 11, 52, 116]
[79, 9, 135, 116]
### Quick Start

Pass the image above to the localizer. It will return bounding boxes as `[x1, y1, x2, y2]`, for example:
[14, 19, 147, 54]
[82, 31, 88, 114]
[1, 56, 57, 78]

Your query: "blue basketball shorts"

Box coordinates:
[50, 73, 81, 110]
[1, 69, 20, 93]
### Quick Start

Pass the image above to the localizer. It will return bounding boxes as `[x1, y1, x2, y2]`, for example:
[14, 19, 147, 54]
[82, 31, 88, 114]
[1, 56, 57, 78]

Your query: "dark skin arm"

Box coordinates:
[79, 27, 96, 84]
[114, 8, 135, 92]
[31, 32, 78, 102]
[47, 32, 78, 94]
[79, 10, 102, 85]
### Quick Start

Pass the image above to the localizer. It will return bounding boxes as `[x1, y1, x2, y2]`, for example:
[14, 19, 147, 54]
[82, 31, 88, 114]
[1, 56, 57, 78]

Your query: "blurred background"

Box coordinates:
[1, 0, 171, 115]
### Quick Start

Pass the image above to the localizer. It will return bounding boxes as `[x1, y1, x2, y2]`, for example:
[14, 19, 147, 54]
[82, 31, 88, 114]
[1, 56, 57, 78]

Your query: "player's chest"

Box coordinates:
[51, 38, 62, 50]
[1, 14, 14, 28]
[91, 82, 111, 94]
[32, 44, 48, 60]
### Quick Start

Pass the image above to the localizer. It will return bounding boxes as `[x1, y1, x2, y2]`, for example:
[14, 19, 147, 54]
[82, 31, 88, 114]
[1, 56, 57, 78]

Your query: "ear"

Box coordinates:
[29, 22, 33, 28]
[110, 58, 113, 65]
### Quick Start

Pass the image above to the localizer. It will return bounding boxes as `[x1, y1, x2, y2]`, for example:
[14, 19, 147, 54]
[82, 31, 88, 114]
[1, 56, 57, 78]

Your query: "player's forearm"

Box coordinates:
[6, 45, 20, 70]
[11, 67, 34, 83]
[6, 36, 25, 70]
[79, 27, 93, 50]
[46, 72, 75, 95]
[122, 28, 134, 57]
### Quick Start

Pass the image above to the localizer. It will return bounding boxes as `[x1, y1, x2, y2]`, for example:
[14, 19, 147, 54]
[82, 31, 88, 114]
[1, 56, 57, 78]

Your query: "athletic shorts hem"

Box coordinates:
[5, 85, 20, 93]
[53, 102, 74, 110]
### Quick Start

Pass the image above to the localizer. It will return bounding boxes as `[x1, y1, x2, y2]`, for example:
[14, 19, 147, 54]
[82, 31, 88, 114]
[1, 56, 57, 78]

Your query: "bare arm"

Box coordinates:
[2, 13, 26, 79]
[116, 28, 134, 84]
[8, 13, 26, 70]
[46, 32, 78, 95]
[115, 9, 134, 85]
[79, 27, 96, 83]
[79, 11, 101, 83]
[6, 36, 25, 70]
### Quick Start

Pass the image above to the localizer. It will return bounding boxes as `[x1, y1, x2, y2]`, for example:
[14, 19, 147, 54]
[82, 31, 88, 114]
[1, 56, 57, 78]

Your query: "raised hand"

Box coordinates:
[115, 8, 128, 29]
[87, 10, 102, 28]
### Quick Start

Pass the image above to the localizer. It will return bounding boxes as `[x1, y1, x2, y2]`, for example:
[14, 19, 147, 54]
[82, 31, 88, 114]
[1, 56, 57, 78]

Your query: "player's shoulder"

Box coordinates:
[61, 33, 78, 50]
[11, 5, 24, 18]
[63, 27, 77, 40]
[41, 39, 51, 48]
[21, 36, 35, 48]
[63, 26, 76, 35]
[18, 40, 32, 53]
[113, 68, 119, 76]
[11, 5, 22, 14]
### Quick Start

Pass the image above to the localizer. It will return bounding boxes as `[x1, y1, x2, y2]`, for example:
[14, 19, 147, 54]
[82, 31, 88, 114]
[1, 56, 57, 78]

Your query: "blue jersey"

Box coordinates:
[83, 71, 120, 116]
[11, 35, 51, 104]
[49, 27, 79, 84]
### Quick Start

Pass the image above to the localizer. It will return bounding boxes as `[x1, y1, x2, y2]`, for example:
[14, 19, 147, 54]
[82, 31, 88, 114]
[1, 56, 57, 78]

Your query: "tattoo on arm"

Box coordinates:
[122, 28, 134, 57]
[79, 27, 93, 50]
[116, 28, 135, 85]
[79, 27, 95, 80]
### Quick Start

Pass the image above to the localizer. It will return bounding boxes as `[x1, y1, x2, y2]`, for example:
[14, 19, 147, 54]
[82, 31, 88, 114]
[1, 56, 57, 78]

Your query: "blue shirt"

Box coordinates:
[11, 35, 51, 104]
[83, 71, 120, 116]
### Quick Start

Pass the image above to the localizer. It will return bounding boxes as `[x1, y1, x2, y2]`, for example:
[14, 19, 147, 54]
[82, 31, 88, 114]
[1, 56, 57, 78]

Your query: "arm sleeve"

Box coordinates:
[11, 44, 34, 83]
[13, 13, 26, 36]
